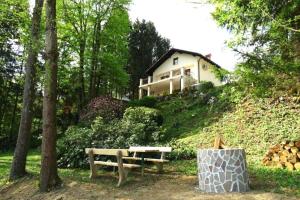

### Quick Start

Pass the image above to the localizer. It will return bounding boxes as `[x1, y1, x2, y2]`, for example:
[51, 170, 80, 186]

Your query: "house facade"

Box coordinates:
[139, 48, 223, 99]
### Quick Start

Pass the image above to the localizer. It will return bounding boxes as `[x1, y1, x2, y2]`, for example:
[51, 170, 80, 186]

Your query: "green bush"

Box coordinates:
[123, 107, 165, 143]
[128, 96, 157, 108]
[57, 126, 93, 168]
[196, 81, 214, 93]
[124, 106, 163, 126]
[57, 107, 165, 168]
[168, 139, 196, 160]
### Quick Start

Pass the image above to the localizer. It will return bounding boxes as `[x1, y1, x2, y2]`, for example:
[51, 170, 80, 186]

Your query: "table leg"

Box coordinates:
[141, 153, 145, 176]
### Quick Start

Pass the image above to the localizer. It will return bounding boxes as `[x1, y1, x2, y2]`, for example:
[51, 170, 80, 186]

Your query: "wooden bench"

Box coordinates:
[85, 148, 141, 187]
[123, 146, 172, 173]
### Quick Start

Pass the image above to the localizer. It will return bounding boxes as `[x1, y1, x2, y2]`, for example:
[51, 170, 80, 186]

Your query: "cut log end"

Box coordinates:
[263, 140, 300, 171]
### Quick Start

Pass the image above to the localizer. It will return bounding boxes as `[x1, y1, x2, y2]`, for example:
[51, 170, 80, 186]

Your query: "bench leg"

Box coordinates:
[117, 168, 128, 187]
[88, 150, 97, 178]
[90, 165, 98, 178]
[155, 163, 164, 173]
[116, 150, 128, 187]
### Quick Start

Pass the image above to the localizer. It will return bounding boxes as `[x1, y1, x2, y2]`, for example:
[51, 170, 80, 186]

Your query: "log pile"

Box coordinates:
[262, 140, 300, 171]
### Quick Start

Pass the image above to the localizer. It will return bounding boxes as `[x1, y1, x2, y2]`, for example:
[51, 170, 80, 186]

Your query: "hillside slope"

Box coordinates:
[158, 87, 300, 163]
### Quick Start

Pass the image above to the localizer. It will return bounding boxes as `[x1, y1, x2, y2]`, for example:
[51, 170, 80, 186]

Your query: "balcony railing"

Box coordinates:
[140, 67, 189, 86]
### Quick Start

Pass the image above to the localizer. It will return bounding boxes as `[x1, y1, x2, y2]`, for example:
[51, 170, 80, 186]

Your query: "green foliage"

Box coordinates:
[123, 106, 164, 128]
[98, 7, 131, 94]
[128, 96, 158, 108]
[57, 126, 93, 168]
[168, 140, 196, 160]
[196, 81, 215, 93]
[211, 0, 300, 96]
[0, 0, 30, 148]
[211, 66, 231, 83]
[128, 19, 171, 98]
[57, 107, 165, 168]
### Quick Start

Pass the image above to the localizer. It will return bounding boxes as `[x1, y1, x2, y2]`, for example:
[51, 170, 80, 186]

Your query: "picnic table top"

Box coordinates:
[128, 146, 171, 153]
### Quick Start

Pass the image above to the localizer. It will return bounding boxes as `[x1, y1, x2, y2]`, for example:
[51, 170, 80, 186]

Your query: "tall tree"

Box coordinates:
[210, 0, 300, 95]
[0, 0, 29, 148]
[60, 0, 130, 107]
[128, 19, 171, 99]
[61, 0, 93, 110]
[10, 0, 44, 180]
[88, 0, 129, 99]
[97, 8, 130, 97]
[40, 0, 61, 192]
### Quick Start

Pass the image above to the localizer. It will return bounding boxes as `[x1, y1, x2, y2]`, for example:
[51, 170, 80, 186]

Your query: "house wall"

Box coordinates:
[151, 52, 222, 86]
[152, 52, 198, 81]
[198, 57, 222, 86]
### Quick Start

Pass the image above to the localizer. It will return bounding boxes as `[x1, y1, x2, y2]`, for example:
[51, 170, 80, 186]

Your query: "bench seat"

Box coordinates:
[122, 157, 169, 163]
[94, 161, 141, 168]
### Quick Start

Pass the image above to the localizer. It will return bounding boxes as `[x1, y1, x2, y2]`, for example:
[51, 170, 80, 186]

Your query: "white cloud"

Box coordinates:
[129, 0, 238, 71]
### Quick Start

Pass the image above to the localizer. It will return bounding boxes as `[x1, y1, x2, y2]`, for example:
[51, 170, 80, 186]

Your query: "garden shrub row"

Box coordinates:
[57, 106, 165, 168]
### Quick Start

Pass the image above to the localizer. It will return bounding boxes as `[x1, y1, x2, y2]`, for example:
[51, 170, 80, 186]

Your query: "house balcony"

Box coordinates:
[139, 67, 197, 99]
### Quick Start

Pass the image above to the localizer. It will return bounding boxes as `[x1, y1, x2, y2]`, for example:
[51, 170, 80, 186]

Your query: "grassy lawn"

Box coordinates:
[0, 150, 91, 187]
[1, 151, 300, 197]
[168, 159, 300, 196]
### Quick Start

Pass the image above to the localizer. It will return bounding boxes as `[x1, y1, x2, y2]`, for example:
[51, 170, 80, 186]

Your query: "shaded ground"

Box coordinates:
[1, 151, 300, 199]
[1, 173, 300, 200]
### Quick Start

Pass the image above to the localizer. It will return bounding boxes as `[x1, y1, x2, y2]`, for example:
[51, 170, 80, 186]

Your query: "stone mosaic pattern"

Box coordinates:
[197, 148, 250, 193]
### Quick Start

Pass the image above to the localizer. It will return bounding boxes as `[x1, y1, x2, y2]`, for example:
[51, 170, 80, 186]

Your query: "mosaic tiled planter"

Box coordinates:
[197, 148, 250, 193]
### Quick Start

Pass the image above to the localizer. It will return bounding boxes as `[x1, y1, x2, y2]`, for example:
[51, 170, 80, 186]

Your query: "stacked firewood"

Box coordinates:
[262, 140, 300, 171]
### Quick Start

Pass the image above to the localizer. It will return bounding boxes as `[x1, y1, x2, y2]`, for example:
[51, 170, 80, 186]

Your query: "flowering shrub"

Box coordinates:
[79, 96, 126, 122]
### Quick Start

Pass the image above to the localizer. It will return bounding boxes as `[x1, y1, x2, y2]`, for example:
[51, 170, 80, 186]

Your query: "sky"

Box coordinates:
[128, 0, 238, 71]
[29, 0, 238, 71]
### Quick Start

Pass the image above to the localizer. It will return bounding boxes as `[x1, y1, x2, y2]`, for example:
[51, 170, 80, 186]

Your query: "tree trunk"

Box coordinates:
[89, 22, 101, 100]
[40, 0, 61, 192]
[78, 41, 85, 110]
[9, 87, 20, 144]
[10, 0, 44, 180]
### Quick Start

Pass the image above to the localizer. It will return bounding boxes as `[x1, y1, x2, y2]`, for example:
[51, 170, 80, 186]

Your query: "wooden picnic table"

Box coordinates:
[127, 147, 167, 175]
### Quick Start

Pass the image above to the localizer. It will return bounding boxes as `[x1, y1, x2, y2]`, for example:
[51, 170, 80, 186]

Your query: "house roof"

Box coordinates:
[145, 48, 222, 75]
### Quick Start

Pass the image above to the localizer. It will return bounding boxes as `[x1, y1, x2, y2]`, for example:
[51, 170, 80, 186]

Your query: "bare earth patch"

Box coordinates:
[1, 174, 299, 200]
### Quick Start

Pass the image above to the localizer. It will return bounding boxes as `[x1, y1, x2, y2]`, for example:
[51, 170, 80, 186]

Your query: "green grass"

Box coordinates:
[168, 158, 300, 196]
[156, 87, 300, 196]
[1, 151, 299, 196]
[0, 151, 40, 186]
[0, 150, 91, 187]
[158, 90, 300, 162]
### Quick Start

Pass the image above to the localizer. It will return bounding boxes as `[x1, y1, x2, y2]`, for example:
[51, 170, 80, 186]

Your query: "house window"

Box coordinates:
[160, 72, 170, 80]
[202, 64, 208, 70]
[173, 57, 178, 65]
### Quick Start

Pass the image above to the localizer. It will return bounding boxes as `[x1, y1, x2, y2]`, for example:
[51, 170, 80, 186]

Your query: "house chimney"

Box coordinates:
[205, 53, 212, 60]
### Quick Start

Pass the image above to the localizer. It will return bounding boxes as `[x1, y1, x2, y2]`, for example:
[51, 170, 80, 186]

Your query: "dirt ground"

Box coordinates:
[1, 174, 299, 200]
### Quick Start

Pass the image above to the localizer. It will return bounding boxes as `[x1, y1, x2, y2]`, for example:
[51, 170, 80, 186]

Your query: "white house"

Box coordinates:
[139, 48, 223, 99]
